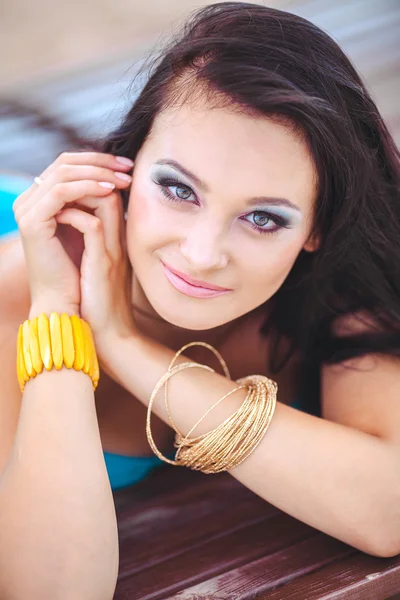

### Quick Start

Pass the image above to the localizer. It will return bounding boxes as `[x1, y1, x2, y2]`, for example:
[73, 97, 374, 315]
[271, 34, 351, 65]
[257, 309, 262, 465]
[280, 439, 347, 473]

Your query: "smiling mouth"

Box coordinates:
[161, 261, 231, 291]
[161, 262, 232, 298]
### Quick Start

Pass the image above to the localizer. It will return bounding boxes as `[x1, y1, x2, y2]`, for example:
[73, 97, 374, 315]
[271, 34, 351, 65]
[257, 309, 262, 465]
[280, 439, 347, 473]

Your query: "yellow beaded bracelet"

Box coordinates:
[16, 313, 100, 392]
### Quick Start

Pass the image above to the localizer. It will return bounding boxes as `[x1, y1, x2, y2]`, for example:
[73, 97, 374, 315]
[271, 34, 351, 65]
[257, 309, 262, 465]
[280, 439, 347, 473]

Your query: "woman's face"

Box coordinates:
[126, 99, 318, 330]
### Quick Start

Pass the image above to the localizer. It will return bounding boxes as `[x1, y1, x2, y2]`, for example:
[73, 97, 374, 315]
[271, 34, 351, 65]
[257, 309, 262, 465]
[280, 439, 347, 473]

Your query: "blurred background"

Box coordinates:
[0, 0, 399, 232]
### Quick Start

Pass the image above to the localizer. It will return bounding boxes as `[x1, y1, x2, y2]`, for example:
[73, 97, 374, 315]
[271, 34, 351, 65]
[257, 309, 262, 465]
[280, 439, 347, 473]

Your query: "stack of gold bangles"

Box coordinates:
[145, 341, 277, 474]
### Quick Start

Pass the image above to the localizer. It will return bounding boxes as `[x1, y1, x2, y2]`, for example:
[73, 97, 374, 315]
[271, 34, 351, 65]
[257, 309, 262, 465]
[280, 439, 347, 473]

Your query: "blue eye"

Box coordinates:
[154, 177, 197, 204]
[241, 211, 290, 235]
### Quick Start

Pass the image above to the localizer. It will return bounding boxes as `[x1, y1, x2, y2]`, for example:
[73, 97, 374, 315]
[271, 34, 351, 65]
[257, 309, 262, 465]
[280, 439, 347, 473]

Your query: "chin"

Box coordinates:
[152, 298, 232, 331]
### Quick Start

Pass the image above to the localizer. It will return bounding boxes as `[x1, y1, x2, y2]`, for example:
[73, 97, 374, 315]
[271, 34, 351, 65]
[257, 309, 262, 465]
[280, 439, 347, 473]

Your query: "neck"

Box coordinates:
[131, 272, 244, 351]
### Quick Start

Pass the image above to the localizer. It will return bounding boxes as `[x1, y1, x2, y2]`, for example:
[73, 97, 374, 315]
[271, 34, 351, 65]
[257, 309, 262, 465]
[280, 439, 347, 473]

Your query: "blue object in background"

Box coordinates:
[0, 173, 32, 237]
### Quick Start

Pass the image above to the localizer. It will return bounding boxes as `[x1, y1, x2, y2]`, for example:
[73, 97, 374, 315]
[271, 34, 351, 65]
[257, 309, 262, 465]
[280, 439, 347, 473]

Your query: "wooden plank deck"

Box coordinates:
[112, 465, 400, 599]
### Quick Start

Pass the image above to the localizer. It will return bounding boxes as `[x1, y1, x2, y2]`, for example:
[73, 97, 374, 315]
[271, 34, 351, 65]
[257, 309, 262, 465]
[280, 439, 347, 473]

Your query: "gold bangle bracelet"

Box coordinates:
[16, 313, 100, 392]
[145, 341, 278, 474]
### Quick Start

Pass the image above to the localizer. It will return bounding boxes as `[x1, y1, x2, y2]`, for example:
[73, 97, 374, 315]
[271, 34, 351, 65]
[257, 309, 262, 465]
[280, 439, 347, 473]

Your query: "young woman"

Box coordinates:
[0, 2, 399, 598]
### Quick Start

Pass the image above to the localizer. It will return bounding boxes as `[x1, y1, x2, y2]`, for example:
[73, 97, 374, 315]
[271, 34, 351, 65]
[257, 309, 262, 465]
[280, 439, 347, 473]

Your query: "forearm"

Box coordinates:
[0, 367, 118, 600]
[105, 332, 400, 557]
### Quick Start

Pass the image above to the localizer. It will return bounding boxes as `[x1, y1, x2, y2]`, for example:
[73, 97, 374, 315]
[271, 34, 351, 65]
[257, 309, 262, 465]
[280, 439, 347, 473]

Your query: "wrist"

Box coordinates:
[95, 329, 144, 382]
[29, 300, 80, 320]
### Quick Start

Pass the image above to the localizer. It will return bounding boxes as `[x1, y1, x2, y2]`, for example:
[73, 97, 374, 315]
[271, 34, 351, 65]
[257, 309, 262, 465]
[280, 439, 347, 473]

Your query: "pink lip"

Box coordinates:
[162, 262, 232, 299]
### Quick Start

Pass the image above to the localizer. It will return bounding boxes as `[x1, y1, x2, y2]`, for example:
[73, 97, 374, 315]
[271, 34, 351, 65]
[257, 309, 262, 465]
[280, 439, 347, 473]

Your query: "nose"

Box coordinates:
[179, 217, 229, 271]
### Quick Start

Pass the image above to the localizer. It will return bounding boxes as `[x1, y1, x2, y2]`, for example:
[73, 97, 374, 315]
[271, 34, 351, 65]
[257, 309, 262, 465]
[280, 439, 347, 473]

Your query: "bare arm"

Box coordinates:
[102, 331, 400, 558]
[0, 305, 118, 600]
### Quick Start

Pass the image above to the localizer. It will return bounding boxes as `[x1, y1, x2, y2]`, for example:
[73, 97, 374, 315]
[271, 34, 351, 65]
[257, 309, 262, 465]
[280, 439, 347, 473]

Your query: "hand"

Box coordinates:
[45, 154, 138, 357]
[12, 151, 134, 319]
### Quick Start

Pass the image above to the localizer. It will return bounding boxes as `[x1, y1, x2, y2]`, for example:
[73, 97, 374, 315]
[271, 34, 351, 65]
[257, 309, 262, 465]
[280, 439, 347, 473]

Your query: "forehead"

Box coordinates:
[145, 99, 317, 208]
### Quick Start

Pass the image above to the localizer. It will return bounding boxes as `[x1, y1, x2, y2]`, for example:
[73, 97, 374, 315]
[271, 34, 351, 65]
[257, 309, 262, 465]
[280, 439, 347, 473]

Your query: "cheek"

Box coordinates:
[127, 184, 171, 250]
[239, 235, 303, 293]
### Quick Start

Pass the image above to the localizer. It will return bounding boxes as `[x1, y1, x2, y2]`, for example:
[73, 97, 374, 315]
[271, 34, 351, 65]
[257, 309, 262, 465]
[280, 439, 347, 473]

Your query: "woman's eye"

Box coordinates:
[155, 178, 197, 204]
[242, 210, 289, 235]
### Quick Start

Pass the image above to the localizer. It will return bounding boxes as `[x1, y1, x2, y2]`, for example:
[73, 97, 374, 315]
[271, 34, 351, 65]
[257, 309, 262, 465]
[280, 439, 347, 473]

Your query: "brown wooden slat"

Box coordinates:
[262, 552, 400, 600]
[163, 535, 357, 600]
[114, 515, 319, 600]
[117, 477, 279, 577]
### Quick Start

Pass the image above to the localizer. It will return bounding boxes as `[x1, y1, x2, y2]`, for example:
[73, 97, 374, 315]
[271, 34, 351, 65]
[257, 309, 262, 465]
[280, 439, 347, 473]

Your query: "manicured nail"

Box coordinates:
[114, 171, 132, 181]
[115, 156, 134, 167]
[99, 182, 115, 188]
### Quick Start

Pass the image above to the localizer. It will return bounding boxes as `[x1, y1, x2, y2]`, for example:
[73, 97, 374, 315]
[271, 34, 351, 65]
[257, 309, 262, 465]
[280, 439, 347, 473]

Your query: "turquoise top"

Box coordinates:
[103, 450, 176, 490]
[1, 175, 308, 490]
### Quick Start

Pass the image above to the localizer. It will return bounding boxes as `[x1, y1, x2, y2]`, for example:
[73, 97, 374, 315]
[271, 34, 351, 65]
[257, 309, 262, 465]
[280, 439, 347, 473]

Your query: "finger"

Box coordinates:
[12, 174, 46, 213]
[62, 192, 125, 263]
[39, 151, 134, 181]
[20, 163, 131, 216]
[44, 163, 132, 193]
[61, 163, 132, 185]
[13, 153, 134, 213]
[55, 207, 108, 266]
[12, 185, 34, 213]
[15, 180, 116, 227]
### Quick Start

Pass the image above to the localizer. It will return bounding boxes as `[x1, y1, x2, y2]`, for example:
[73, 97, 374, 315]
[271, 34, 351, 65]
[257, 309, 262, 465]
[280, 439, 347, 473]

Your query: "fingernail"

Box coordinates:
[114, 171, 132, 181]
[115, 156, 134, 167]
[99, 182, 115, 188]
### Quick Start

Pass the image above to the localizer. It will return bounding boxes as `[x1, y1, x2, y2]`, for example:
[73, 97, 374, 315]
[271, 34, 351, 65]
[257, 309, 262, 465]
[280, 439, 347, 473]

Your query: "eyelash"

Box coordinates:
[154, 177, 290, 236]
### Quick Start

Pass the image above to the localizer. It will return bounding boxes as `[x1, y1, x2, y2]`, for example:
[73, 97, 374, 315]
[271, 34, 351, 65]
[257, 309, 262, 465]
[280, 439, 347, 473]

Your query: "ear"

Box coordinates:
[303, 231, 320, 253]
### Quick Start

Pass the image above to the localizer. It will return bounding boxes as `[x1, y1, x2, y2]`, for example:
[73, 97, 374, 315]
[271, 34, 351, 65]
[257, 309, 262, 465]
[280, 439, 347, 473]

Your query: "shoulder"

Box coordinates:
[321, 310, 400, 443]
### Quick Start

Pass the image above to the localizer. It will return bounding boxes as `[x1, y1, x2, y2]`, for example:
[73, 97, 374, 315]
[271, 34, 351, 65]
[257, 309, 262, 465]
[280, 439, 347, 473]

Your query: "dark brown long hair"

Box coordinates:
[102, 2, 400, 415]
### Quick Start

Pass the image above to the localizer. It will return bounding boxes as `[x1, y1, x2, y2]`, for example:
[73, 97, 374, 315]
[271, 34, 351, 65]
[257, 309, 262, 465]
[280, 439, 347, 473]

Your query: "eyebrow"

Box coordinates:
[154, 159, 302, 212]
